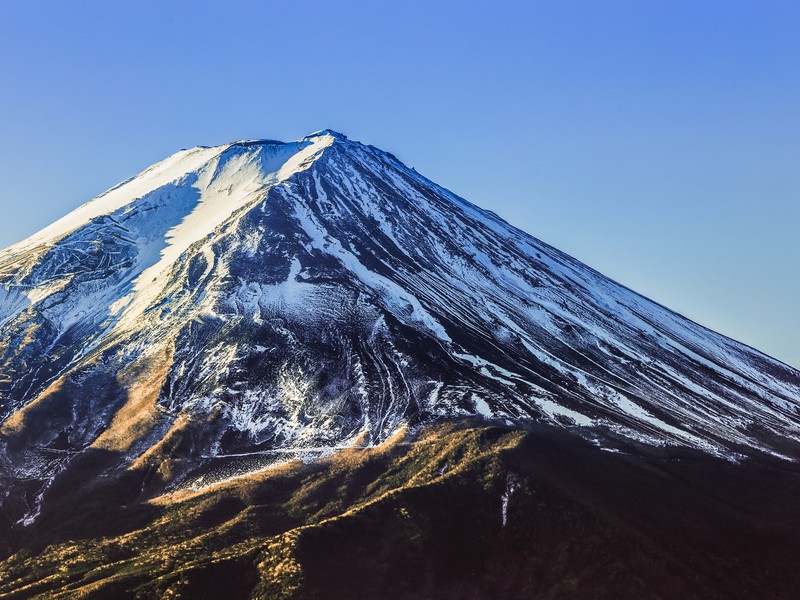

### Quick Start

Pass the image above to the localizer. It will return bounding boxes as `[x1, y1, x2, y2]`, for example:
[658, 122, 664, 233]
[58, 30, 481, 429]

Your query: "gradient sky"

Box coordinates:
[0, 1, 798, 367]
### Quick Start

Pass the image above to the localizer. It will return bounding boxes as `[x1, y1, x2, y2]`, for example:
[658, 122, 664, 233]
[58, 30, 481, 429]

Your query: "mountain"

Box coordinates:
[1, 130, 800, 598]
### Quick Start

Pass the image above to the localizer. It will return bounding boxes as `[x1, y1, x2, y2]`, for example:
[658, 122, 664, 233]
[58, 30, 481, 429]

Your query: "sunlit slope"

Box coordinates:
[2, 424, 799, 600]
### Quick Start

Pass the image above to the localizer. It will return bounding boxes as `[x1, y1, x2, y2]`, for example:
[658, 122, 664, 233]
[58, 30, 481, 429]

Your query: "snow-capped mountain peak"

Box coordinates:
[1, 130, 799, 526]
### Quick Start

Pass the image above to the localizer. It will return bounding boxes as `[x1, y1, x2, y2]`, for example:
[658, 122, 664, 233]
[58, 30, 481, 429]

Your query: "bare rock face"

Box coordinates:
[1, 130, 799, 528]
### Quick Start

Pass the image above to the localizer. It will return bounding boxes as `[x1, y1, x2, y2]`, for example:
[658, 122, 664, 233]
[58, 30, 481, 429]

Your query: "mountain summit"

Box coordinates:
[1, 131, 800, 528]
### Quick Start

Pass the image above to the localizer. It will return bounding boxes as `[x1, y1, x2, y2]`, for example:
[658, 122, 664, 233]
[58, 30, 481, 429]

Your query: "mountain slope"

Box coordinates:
[1, 130, 799, 532]
[3, 423, 800, 600]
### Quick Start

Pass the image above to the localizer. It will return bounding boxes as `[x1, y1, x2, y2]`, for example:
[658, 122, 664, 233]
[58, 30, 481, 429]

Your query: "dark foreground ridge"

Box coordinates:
[2, 422, 800, 599]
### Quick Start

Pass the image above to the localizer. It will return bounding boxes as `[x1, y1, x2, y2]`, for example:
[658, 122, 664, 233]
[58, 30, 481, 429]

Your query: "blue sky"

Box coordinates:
[0, 1, 798, 367]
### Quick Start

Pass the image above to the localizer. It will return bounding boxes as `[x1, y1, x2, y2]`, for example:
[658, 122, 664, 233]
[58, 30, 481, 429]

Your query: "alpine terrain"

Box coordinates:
[1, 131, 799, 599]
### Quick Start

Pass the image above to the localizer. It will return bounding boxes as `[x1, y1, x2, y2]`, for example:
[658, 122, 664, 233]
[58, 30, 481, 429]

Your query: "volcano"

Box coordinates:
[1, 131, 799, 599]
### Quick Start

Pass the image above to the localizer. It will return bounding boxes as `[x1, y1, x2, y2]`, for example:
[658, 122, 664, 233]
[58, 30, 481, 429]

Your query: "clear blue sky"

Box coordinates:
[1, 1, 798, 367]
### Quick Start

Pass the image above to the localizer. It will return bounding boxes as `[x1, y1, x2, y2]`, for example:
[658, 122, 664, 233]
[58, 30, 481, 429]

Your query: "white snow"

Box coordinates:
[536, 398, 593, 426]
[107, 135, 335, 331]
[472, 394, 494, 418]
[14, 145, 229, 252]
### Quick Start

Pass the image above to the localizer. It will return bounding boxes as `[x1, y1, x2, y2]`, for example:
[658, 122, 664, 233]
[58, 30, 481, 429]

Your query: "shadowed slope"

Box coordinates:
[2, 422, 800, 599]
